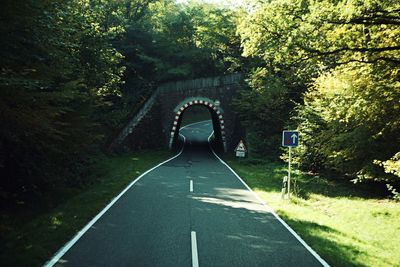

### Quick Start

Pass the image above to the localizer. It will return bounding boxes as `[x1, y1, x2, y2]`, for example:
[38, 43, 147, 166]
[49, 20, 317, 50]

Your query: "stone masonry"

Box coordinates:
[110, 73, 244, 153]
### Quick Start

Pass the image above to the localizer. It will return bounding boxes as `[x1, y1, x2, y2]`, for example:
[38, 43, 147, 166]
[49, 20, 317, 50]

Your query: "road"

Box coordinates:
[46, 120, 328, 267]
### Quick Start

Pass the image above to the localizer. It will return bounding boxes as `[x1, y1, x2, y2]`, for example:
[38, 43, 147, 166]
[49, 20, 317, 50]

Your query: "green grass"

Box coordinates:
[3, 150, 398, 266]
[0, 150, 170, 267]
[226, 157, 400, 267]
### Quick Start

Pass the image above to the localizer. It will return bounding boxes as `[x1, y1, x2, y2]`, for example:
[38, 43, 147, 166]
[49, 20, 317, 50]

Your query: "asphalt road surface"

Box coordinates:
[46, 120, 328, 267]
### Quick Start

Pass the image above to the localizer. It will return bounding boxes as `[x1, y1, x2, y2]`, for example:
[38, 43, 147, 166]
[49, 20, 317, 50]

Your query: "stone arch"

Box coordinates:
[169, 97, 227, 151]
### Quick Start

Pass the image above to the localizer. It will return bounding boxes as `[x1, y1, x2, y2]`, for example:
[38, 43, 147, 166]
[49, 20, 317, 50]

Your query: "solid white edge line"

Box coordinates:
[43, 135, 187, 267]
[190, 179, 193, 193]
[191, 231, 199, 267]
[207, 132, 330, 267]
[181, 120, 211, 130]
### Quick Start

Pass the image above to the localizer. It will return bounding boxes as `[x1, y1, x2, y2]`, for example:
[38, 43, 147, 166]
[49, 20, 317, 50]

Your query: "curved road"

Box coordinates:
[47, 121, 328, 267]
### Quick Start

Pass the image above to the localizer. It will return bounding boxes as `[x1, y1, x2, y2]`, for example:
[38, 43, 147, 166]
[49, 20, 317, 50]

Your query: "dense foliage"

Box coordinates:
[236, 0, 400, 197]
[1, 0, 398, 200]
[0, 0, 125, 196]
[110, 0, 243, 141]
[0, 0, 242, 200]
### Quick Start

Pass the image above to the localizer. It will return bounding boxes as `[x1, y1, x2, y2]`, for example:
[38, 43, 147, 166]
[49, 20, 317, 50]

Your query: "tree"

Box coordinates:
[236, 0, 400, 195]
[0, 0, 246, 198]
[0, 0, 125, 196]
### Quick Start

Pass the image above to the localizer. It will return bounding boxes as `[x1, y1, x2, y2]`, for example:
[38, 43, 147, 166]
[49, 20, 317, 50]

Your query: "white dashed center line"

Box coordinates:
[191, 231, 199, 267]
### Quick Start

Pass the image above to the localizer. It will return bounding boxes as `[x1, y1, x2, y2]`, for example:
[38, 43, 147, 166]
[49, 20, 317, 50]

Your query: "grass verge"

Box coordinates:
[225, 157, 400, 267]
[0, 150, 170, 267]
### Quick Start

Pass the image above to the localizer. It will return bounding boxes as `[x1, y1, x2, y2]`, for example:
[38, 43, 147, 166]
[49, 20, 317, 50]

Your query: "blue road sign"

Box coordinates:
[282, 131, 299, 147]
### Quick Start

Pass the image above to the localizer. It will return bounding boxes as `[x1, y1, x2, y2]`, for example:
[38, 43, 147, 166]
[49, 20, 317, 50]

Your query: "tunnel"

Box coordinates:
[169, 98, 226, 152]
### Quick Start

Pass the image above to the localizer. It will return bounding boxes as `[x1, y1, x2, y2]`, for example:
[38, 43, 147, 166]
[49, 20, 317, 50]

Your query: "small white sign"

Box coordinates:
[236, 151, 245, 158]
[235, 140, 247, 158]
[235, 140, 247, 152]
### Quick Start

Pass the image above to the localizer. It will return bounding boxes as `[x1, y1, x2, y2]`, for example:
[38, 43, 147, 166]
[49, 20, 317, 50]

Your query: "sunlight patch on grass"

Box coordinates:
[226, 158, 400, 267]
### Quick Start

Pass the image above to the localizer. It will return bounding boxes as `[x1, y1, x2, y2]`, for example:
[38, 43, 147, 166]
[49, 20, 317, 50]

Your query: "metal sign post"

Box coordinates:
[282, 131, 299, 199]
[288, 146, 292, 199]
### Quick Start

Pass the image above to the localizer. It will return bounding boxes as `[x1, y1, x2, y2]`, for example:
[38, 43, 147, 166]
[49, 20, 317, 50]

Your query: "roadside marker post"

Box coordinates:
[281, 176, 288, 199]
[282, 131, 299, 199]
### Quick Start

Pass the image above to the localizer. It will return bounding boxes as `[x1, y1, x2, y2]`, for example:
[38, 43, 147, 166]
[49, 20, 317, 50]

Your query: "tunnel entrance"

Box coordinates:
[180, 105, 210, 127]
[169, 98, 226, 152]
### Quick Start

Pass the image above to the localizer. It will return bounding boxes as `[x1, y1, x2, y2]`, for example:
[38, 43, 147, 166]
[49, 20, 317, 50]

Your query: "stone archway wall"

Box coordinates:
[169, 98, 226, 151]
[110, 73, 243, 152]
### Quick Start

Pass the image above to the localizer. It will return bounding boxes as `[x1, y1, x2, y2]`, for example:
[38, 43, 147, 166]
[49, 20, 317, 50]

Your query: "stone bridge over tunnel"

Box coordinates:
[110, 73, 244, 153]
